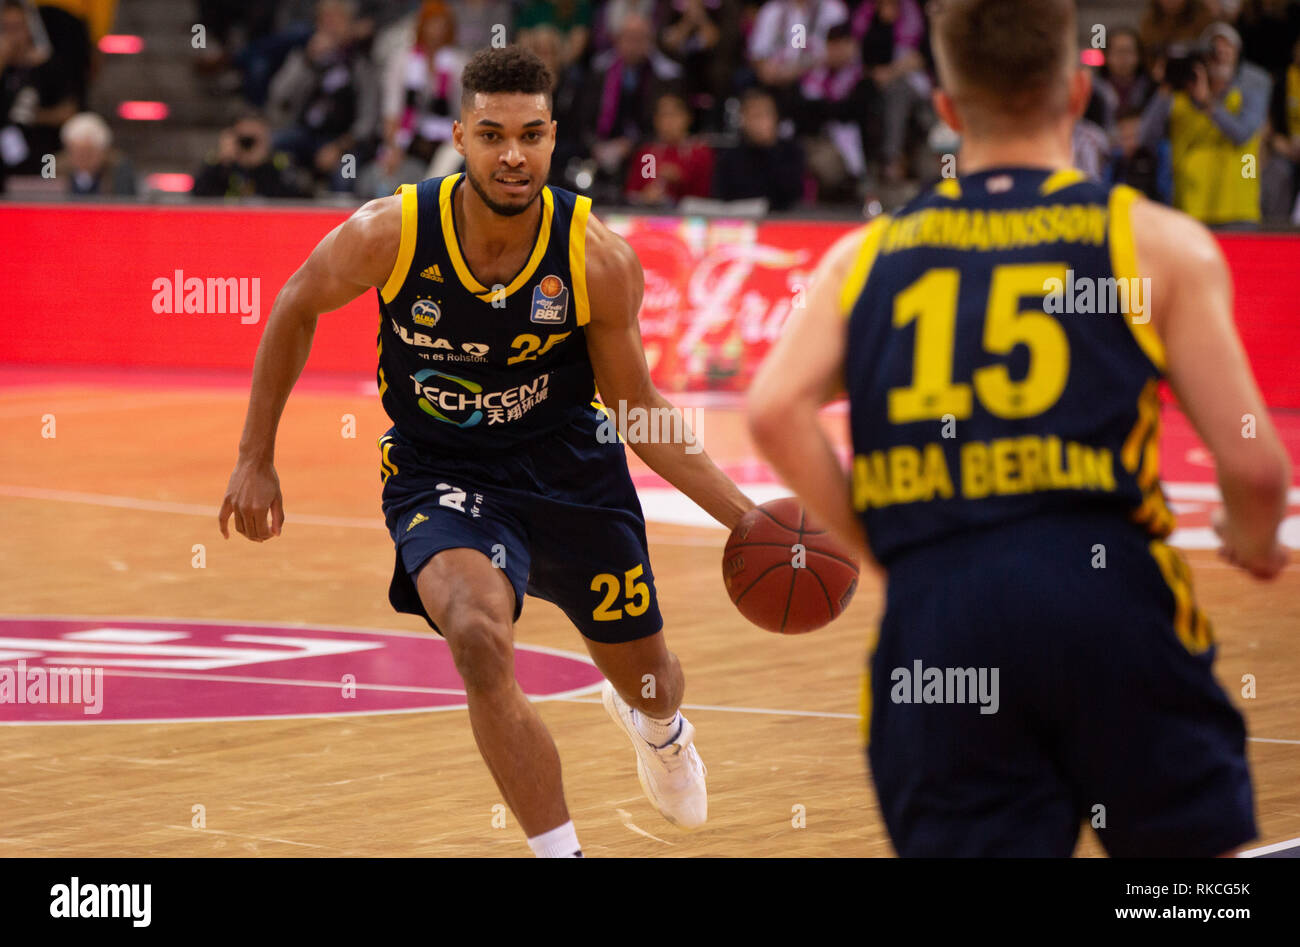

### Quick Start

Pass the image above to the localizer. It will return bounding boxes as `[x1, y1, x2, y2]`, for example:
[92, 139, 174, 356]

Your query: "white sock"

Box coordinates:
[527, 820, 582, 858]
[633, 708, 682, 748]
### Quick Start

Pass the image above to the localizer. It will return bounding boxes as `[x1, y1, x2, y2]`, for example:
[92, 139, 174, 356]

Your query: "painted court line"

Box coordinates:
[1239, 836, 1300, 857]
[0, 484, 384, 530]
[92, 667, 469, 696]
[0, 485, 719, 544]
[559, 696, 858, 720]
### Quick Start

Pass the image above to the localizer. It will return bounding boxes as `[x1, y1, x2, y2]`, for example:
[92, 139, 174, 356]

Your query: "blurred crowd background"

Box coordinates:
[2, 0, 1299, 226]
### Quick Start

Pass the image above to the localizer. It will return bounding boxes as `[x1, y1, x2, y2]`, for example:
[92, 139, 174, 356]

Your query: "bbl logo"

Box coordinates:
[411, 299, 441, 327]
[530, 275, 568, 324]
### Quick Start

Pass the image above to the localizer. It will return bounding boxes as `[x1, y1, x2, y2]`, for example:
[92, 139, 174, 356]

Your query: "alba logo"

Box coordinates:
[411, 299, 441, 327]
[462, 342, 489, 357]
[539, 275, 564, 298]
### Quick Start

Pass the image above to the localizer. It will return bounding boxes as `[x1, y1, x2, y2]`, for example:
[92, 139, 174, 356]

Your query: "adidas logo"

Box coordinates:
[405, 512, 429, 533]
[420, 265, 443, 282]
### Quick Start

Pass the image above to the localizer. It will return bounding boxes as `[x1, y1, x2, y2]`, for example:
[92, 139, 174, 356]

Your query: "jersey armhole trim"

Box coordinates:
[1108, 185, 1167, 372]
[839, 216, 891, 319]
[570, 195, 593, 326]
[380, 183, 419, 304]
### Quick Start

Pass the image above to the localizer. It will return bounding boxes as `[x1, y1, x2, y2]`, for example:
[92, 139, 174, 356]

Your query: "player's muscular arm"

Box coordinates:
[1135, 200, 1291, 579]
[582, 216, 754, 530]
[219, 196, 401, 542]
[748, 229, 872, 565]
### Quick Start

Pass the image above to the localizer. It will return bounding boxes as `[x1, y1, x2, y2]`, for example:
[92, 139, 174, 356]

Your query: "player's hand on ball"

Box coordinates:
[219, 461, 285, 543]
[1212, 507, 1288, 580]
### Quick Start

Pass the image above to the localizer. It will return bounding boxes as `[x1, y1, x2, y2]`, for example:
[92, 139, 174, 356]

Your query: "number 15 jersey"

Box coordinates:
[842, 168, 1174, 566]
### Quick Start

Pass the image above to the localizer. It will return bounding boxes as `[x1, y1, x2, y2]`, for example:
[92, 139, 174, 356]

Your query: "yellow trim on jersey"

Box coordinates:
[376, 312, 389, 395]
[1040, 168, 1088, 195]
[934, 179, 962, 199]
[839, 216, 892, 319]
[858, 666, 871, 747]
[1122, 379, 1177, 537]
[440, 172, 555, 303]
[591, 398, 625, 442]
[380, 183, 419, 304]
[1109, 185, 1166, 372]
[377, 434, 399, 483]
[860, 626, 879, 747]
[570, 195, 593, 326]
[1148, 540, 1214, 654]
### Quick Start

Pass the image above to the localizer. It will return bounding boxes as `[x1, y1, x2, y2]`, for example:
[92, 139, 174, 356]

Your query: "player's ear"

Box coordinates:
[452, 119, 465, 156]
[932, 89, 963, 135]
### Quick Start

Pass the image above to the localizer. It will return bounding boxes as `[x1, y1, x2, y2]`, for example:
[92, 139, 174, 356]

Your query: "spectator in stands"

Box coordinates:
[850, 0, 930, 184]
[0, 0, 77, 176]
[451, 0, 513, 51]
[1096, 27, 1156, 131]
[31, 0, 93, 108]
[1140, 0, 1217, 75]
[580, 11, 679, 199]
[624, 90, 714, 205]
[799, 23, 874, 201]
[267, 0, 379, 193]
[1141, 21, 1273, 226]
[516, 0, 593, 67]
[192, 111, 303, 198]
[712, 86, 805, 210]
[58, 110, 134, 195]
[658, 0, 733, 130]
[1106, 106, 1173, 203]
[519, 23, 587, 186]
[747, 0, 848, 116]
[193, 0, 279, 75]
[1073, 84, 1113, 181]
[40, 0, 115, 50]
[1261, 34, 1300, 221]
[1237, 0, 1300, 81]
[595, 0, 660, 53]
[360, 1, 466, 198]
[230, 2, 317, 107]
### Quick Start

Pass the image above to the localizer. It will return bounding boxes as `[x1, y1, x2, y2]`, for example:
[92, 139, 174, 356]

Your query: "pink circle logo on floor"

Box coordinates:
[0, 617, 605, 724]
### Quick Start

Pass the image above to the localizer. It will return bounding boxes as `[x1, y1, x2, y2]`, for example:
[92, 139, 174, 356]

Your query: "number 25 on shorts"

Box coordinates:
[590, 565, 651, 621]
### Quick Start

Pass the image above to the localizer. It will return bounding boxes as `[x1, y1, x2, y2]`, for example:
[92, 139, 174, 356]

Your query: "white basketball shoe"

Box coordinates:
[602, 680, 708, 829]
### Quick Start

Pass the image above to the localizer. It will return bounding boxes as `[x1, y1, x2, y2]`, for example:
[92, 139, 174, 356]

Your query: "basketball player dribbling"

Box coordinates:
[750, 0, 1291, 856]
[219, 46, 754, 857]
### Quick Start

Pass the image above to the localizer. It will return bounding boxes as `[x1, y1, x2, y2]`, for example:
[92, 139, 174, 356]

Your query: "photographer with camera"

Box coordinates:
[1140, 22, 1273, 227]
[193, 111, 304, 199]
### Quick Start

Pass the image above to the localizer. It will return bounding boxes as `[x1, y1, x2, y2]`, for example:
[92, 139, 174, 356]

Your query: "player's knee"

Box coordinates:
[444, 610, 514, 692]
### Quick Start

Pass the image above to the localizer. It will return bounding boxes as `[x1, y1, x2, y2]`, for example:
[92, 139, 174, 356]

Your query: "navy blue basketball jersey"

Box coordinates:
[842, 169, 1174, 565]
[376, 173, 595, 455]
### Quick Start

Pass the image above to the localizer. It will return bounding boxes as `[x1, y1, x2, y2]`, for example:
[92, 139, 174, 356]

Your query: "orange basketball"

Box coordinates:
[722, 498, 860, 634]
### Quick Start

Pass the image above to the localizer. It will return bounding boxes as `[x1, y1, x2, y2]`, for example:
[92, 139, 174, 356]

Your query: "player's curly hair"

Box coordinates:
[460, 46, 554, 112]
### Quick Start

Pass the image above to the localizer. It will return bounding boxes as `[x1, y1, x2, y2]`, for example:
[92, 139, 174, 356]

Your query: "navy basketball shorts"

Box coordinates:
[864, 512, 1256, 857]
[377, 404, 663, 645]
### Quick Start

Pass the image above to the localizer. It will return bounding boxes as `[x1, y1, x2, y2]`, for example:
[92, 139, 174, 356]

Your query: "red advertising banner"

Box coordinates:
[1, 203, 1297, 405]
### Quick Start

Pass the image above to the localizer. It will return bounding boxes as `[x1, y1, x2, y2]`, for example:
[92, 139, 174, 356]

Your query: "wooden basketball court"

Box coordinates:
[1, 372, 1297, 857]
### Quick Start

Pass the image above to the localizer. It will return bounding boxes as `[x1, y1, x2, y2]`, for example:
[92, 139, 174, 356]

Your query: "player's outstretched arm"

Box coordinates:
[1134, 199, 1291, 579]
[219, 195, 401, 542]
[747, 227, 872, 564]
[582, 215, 754, 530]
